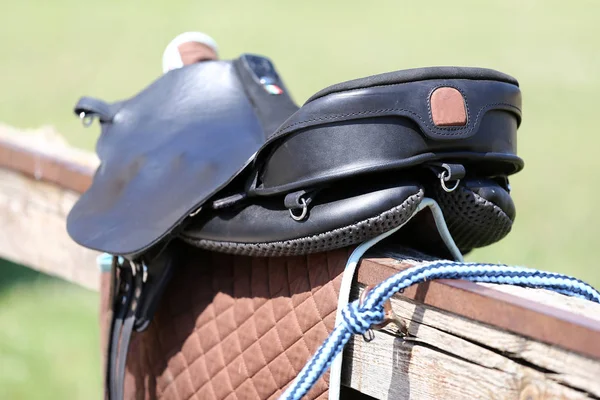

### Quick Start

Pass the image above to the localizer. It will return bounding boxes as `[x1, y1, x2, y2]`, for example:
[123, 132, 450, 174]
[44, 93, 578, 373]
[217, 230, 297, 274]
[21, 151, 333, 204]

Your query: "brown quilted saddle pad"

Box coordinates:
[100, 246, 354, 400]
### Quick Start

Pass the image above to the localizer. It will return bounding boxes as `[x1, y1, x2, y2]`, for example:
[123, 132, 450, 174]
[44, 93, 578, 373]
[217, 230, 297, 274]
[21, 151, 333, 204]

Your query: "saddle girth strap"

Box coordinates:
[103, 245, 178, 400]
[106, 260, 144, 400]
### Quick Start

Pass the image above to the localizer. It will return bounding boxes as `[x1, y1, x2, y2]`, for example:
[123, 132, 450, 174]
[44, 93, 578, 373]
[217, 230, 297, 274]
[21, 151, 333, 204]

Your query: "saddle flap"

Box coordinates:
[67, 60, 268, 256]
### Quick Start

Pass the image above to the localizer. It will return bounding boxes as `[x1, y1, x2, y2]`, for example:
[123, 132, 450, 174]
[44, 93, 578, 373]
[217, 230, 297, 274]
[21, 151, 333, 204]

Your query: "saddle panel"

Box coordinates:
[430, 177, 516, 252]
[182, 182, 424, 256]
[67, 56, 297, 257]
[252, 69, 522, 196]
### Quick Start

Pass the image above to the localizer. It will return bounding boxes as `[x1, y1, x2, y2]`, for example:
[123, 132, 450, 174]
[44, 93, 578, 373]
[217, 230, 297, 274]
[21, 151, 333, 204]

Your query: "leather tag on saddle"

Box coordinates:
[430, 87, 467, 127]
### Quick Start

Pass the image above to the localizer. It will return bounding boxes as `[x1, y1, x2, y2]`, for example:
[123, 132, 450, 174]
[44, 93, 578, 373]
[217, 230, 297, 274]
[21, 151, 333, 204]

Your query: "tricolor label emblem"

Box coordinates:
[264, 83, 283, 95]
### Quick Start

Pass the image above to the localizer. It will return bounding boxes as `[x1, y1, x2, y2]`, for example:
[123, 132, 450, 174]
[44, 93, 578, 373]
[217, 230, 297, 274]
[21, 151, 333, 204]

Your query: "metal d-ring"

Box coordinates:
[79, 111, 95, 127]
[289, 197, 308, 221]
[440, 170, 460, 193]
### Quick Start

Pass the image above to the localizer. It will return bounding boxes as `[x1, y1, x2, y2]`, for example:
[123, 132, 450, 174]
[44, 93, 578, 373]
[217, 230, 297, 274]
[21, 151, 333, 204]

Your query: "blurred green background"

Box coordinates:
[1, 0, 599, 398]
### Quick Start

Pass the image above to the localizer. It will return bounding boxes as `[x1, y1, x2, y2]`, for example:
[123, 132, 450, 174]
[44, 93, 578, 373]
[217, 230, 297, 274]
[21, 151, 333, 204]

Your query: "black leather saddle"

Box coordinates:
[66, 54, 523, 400]
[181, 65, 522, 257]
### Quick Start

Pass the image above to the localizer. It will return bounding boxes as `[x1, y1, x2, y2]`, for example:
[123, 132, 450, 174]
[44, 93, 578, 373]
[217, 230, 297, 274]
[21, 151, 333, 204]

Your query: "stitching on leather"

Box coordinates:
[134, 265, 204, 398]
[308, 76, 518, 103]
[230, 262, 250, 400]
[166, 234, 414, 391]
[252, 263, 280, 374]
[227, 308, 319, 396]
[244, 255, 262, 400]
[207, 254, 228, 399]
[193, 265, 327, 358]
[192, 265, 260, 397]
[227, 277, 332, 398]
[178, 349, 194, 399]
[232, 278, 333, 396]
[189, 333, 207, 394]
[173, 287, 196, 400]
[205, 268, 223, 399]
[218, 296, 237, 397]
[256, 336, 281, 400]
[230, 258, 279, 397]
[247, 317, 330, 398]
[147, 254, 334, 399]
[242, 258, 265, 399]
[273, 102, 521, 138]
[197, 304, 219, 399]
[159, 300, 191, 398]
[273, 262, 299, 376]
[308, 282, 326, 325]
[301, 254, 315, 354]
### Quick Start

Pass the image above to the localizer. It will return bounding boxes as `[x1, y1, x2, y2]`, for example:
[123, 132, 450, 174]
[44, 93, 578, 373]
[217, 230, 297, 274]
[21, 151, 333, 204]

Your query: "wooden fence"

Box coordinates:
[1, 126, 599, 399]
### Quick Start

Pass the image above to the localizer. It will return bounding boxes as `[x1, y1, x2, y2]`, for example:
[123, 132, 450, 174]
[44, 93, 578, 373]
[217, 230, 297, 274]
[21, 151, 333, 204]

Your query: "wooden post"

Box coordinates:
[1, 125, 599, 398]
[0, 124, 100, 290]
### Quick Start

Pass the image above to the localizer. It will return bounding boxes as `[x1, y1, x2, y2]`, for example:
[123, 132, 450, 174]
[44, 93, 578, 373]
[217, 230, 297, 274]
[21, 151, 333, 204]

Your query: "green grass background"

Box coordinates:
[1, 0, 599, 398]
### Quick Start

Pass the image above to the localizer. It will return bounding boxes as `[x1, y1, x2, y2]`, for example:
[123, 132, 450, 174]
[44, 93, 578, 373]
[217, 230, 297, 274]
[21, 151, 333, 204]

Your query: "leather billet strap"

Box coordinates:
[105, 259, 144, 400]
[327, 198, 463, 400]
[99, 243, 177, 400]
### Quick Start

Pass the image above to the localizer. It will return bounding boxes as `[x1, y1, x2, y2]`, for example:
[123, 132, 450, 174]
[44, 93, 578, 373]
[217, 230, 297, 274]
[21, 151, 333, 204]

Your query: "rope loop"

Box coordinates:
[280, 260, 600, 400]
[341, 301, 385, 335]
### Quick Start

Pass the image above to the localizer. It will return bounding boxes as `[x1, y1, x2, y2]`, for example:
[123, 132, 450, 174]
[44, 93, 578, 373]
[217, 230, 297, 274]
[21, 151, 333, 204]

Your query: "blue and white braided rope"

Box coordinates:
[279, 260, 600, 400]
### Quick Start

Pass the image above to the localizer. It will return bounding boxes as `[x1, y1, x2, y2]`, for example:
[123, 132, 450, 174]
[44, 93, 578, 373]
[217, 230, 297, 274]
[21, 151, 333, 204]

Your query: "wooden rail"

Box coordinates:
[0, 124, 99, 289]
[1, 125, 599, 399]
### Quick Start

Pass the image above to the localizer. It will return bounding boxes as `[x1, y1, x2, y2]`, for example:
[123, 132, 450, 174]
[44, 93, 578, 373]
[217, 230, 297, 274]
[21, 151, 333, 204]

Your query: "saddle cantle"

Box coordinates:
[67, 54, 298, 258]
[66, 57, 523, 400]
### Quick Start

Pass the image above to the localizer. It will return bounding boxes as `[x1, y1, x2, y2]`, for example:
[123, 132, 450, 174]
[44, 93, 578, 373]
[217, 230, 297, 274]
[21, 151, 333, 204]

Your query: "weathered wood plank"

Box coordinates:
[0, 167, 101, 290]
[344, 285, 600, 399]
[0, 123, 97, 193]
[0, 124, 100, 289]
[359, 257, 600, 360]
[343, 283, 600, 399]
